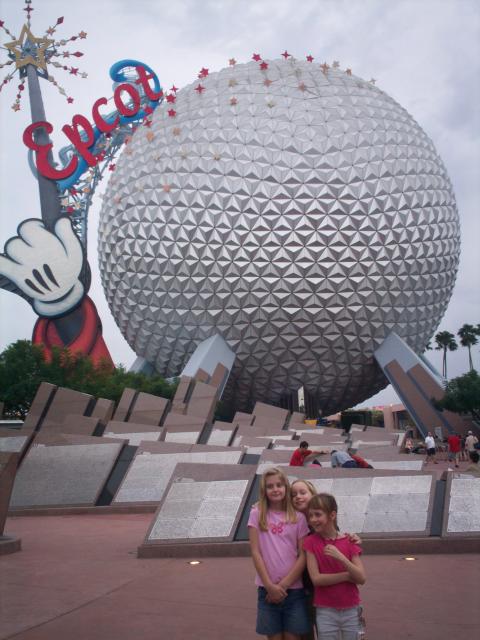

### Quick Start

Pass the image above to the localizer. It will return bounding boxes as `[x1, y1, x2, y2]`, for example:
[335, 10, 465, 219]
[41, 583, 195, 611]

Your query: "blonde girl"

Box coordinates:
[248, 467, 311, 640]
[304, 493, 366, 640]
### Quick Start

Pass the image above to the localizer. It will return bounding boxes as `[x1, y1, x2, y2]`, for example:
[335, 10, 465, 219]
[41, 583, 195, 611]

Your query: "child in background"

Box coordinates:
[248, 467, 311, 639]
[304, 493, 366, 640]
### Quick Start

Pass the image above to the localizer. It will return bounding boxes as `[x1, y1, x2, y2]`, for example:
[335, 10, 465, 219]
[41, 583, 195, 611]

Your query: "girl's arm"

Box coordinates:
[248, 526, 287, 602]
[278, 535, 306, 590]
[324, 545, 366, 585]
[306, 550, 350, 586]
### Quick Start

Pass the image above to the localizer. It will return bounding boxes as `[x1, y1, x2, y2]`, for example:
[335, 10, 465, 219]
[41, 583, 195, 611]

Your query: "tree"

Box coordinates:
[0, 340, 177, 419]
[435, 370, 480, 421]
[434, 331, 458, 378]
[457, 324, 479, 371]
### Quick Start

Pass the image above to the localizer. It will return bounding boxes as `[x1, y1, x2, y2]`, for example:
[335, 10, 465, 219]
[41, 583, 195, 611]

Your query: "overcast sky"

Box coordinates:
[0, 0, 479, 408]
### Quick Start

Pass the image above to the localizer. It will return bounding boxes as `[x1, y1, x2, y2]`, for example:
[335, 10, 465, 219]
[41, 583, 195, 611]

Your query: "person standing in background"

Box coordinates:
[424, 432, 438, 465]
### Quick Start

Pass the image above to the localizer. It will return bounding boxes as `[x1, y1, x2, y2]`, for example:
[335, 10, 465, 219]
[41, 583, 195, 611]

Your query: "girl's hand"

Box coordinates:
[345, 532, 362, 545]
[324, 544, 347, 563]
[266, 583, 287, 603]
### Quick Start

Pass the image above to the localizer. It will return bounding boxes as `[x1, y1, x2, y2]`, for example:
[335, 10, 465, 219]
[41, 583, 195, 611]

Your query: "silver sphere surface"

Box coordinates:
[98, 58, 460, 413]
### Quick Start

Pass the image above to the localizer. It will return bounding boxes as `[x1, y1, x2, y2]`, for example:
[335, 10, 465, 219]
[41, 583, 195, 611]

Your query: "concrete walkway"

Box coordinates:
[1, 513, 477, 640]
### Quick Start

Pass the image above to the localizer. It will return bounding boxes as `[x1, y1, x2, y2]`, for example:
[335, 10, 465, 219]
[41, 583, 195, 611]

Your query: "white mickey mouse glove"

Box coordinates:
[0, 217, 85, 318]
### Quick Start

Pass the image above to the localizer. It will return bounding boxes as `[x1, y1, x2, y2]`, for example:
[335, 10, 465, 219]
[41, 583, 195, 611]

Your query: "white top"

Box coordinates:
[425, 435, 435, 449]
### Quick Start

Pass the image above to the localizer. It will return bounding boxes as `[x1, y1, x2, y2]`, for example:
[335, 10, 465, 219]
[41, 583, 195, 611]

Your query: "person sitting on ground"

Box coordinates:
[465, 451, 480, 478]
[289, 441, 328, 467]
[330, 449, 358, 468]
[347, 450, 374, 469]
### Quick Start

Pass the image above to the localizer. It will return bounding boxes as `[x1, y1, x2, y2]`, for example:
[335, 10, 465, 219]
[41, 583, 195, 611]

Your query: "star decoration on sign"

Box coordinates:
[195, 83, 205, 93]
[229, 58, 236, 66]
[260, 61, 268, 70]
[281, 50, 291, 59]
[252, 53, 261, 61]
[170, 85, 178, 93]
[4, 24, 53, 71]
[230, 96, 238, 105]
[198, 67, 209, 78]
[1, 2, 88, 108]
[167, 108, 176, 117]
[166, 93, 176, 103]
[306, 54, 314, 62]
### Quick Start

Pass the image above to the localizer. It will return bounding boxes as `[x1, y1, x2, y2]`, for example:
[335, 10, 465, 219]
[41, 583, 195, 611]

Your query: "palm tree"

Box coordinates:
[435, 331, 458, 378]
[458, 324, 478, 371]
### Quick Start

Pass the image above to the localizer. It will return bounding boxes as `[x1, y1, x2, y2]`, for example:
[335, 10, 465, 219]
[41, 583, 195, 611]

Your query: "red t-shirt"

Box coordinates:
[303, 534, 362, 608]
[448, 435, 461, 453]
[289, 448, 312, 466]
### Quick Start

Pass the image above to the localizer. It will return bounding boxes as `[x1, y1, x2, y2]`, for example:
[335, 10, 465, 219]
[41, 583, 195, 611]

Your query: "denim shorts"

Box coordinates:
[256, 587, 310, 636]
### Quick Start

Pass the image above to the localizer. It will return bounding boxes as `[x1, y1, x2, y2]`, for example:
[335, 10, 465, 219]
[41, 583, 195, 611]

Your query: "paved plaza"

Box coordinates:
[1, 511, 477, 640]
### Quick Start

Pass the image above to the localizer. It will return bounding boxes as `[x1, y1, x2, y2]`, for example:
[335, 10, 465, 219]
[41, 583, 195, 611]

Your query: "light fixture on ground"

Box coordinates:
[188, 560, 202, 566]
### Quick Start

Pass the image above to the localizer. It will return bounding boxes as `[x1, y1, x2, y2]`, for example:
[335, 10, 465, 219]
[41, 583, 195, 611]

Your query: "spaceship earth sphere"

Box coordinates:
[98, 58, 460, 414]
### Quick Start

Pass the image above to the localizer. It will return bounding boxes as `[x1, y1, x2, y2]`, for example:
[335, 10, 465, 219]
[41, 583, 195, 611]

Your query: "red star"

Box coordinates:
[198, 67, 209, 78]
[170, 85, 178, 93]
[79, 31, 87, 39]
[195, 84, 205, 93]
[108, 164, 116, 171]
[168, 109, 176, 117]
[70, 67, 79, 75]
[166, 94, 176, 103]
[306, 55, 314, 62]
[260, 61, 268, 70]
[63, 52, 70, 58]
[229, 58, 236, 66]
[281, 50, 291, 59]
[67, 97, 74, 103]
[252, 53, 261, 61]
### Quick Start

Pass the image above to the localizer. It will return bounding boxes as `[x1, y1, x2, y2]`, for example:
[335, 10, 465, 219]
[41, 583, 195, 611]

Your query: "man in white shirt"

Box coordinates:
[424, 432, 437, 465]
[465, 431, 479, 454]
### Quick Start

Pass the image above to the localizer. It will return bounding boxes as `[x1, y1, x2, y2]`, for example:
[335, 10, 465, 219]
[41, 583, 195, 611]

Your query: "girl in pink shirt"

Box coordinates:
[248, 467, 310, 639]
[303, 493, 366, 640]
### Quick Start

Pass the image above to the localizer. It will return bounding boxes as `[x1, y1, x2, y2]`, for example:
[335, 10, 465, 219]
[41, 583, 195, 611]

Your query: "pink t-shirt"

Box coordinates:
[248, 506, 309, 589]
[303, 533, 362, 608]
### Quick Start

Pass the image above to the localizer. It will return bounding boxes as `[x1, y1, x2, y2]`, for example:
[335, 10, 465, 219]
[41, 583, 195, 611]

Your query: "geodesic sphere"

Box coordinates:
[98, 58, 460, 414]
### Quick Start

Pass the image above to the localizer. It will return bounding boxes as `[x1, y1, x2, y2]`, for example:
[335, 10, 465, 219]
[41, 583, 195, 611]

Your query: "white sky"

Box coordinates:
[0, 0, 479, 408]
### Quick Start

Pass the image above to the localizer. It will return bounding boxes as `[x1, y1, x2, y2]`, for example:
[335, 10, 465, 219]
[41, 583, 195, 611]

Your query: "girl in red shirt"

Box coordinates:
[303, 493, 366, 639]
